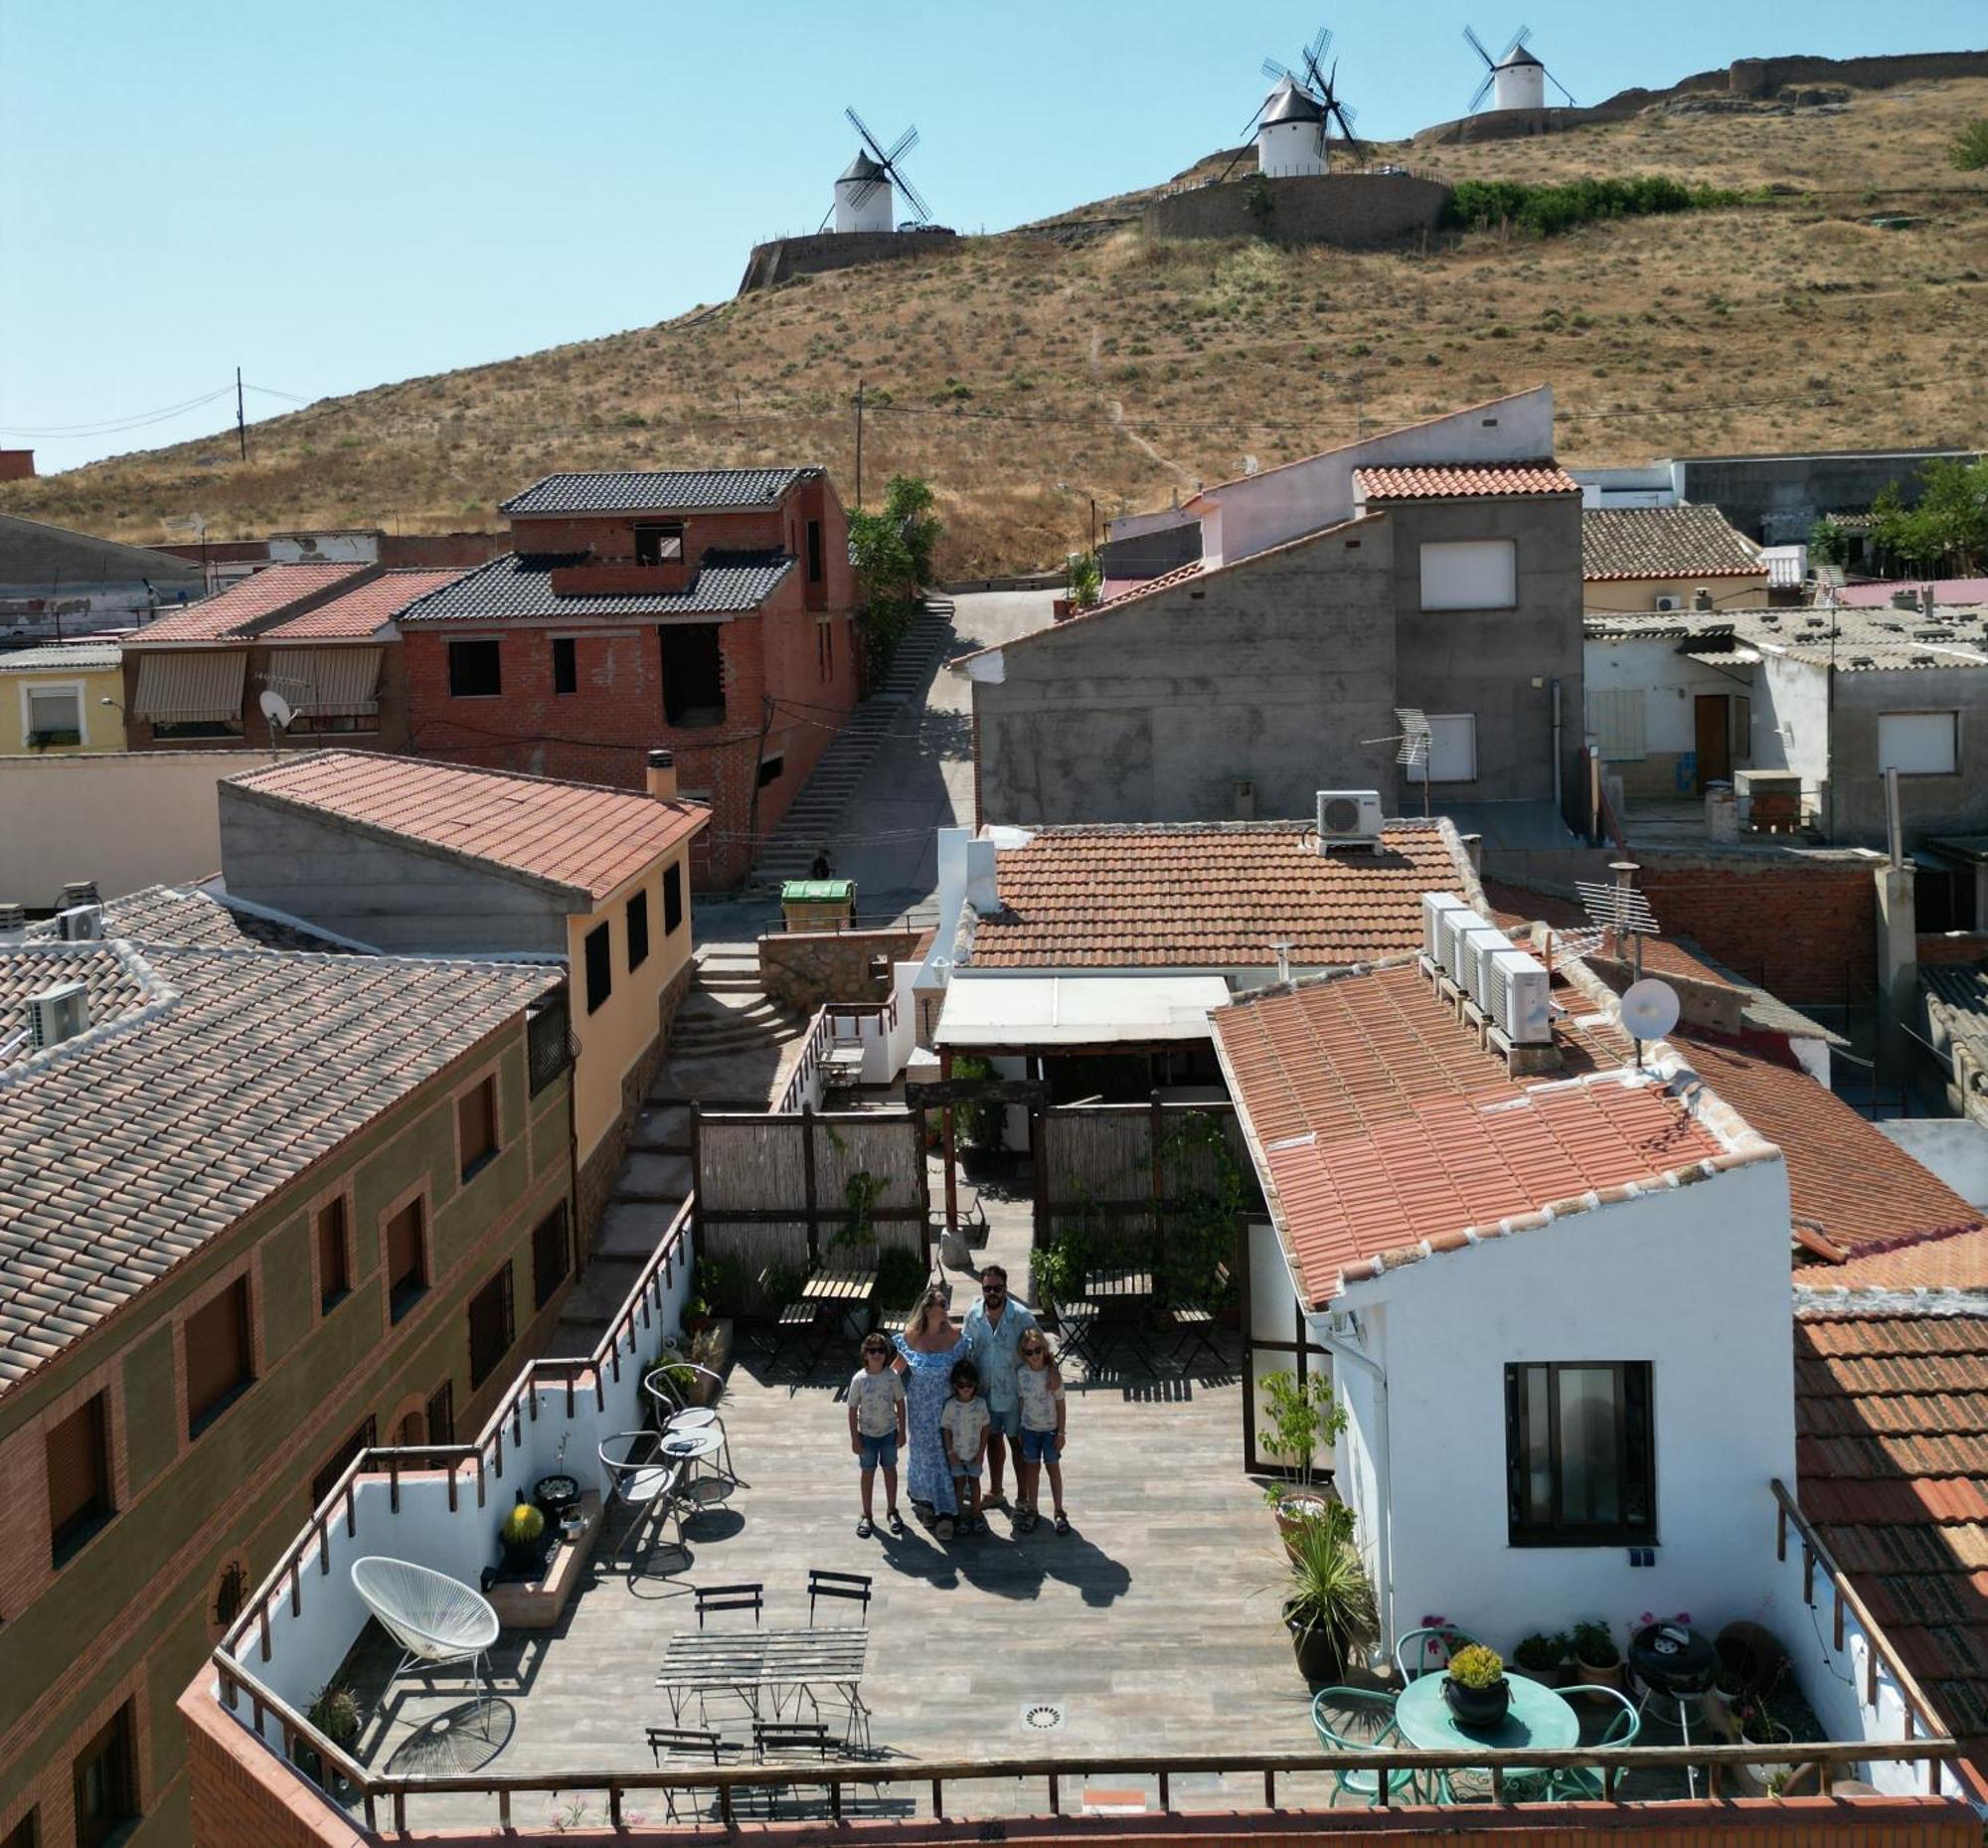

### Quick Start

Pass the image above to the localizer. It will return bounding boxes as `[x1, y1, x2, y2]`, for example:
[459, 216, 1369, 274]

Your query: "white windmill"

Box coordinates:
[1464, 26, 1575, 113]
[827, 107, 932, 235]
[1221, 26, 1366, 184]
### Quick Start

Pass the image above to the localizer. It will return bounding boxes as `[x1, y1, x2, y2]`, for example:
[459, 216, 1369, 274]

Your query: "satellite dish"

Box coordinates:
[1620, 978, 1682, 1044]
[258, 688, 295, 730]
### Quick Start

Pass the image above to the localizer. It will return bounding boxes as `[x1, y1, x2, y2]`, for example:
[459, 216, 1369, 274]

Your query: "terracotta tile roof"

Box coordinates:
[225, 751, 708, 904]
[1213, 963, 1730, 1305]
[500, 467, 812, 515]
[1582, 505, 1764, 581]
[0, 642, 121, 673]
[124, 564, 369, 644]
[964, 819, 1477, 970]
[397, 550, 794, 623]
[263, 567, 468, 640]
[1793, 1302, 1988, 1771]
[0, 939, 559, 1392]
[1353, 462, 1578, 501]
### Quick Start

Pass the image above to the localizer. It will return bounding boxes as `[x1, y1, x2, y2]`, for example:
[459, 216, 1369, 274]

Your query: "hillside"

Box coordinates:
[8, 78, 1986, 577]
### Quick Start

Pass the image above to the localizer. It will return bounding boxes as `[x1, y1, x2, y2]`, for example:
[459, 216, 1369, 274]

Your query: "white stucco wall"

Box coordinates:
[1877, 1118, 1988, 1208]
[1332, 1151, 1794, 1658]
[1752, 653, 1830, 802]
[1583, 638, 1750, 756]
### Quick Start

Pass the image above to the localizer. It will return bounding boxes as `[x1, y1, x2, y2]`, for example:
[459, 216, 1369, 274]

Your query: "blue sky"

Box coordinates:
[3, 0, 1979, 475]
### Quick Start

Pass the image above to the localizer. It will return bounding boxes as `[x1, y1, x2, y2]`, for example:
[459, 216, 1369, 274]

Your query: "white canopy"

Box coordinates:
[935, 973, 1231, 1050]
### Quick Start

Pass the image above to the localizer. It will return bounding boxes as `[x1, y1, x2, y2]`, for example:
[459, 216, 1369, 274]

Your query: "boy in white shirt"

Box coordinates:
[846, 1333, 909, 1538]
[938, 1358, 991, 1535]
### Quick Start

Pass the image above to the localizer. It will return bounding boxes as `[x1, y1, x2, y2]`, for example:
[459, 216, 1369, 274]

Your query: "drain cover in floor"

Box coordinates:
[1020, 1702, 1066, 1732]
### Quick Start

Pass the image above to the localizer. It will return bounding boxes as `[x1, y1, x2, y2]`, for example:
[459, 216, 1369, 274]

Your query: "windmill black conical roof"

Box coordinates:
[1261, 80, 1325, 125]
[1498, 43, 1543, 67]
[839, 151, 889, 183]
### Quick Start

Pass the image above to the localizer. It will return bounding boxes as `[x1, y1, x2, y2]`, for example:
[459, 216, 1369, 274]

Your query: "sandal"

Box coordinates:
[857, 1516, 875, 1538]
[935, 1516, 955, 1540]
[1054, 1511, 1071, 1535]
[887, 1509, 907, 1536]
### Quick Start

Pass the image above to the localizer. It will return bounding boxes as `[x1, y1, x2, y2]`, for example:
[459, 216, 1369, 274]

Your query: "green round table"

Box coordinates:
[1396, 1672, 1578, 1793]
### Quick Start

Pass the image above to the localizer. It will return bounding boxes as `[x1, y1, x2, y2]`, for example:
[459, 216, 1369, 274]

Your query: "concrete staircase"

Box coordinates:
[749, 598, 956, 889]
[557, 1101, 694, 1348]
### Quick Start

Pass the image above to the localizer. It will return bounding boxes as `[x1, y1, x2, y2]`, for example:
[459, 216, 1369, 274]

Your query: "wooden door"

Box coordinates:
[1693, 695, 1732, 789]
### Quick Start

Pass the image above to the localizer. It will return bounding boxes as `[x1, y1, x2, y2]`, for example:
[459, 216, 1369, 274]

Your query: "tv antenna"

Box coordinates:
[1364, 709, 1434, 816]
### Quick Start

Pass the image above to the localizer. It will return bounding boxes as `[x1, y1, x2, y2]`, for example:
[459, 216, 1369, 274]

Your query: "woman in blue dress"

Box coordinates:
[895, 1285, 969, 1538]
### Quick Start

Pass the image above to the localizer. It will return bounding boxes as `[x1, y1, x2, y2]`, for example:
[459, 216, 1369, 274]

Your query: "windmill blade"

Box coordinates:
[844, 105, 891, 165]
[889, 162, 932, 225]
[816, 203, 835, 234]
[1499, 25, 1532, 63]
[1463, 24, 1495, 68]
[1304, 24, 1332, 69]
[1469, 69, 1497, 110]
[848, 178, 886, 209]
[884, 125, 919, 165]
[1216, 138, 1256, 184]
[1542, 62, 1575, 104]
[1261, 55, 1294, 83]
[1236, 98, 1270, 140]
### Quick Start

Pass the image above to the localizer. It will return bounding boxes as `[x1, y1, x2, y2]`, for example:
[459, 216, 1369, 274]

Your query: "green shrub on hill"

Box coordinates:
[1444, 174, 1744, 238]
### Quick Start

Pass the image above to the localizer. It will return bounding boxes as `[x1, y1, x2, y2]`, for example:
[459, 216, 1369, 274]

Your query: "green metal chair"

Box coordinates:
[1546, 1683, 1640, 1801]
[1311, 1687, 1420, 1806]
[1393, 1623, 1482, 1684]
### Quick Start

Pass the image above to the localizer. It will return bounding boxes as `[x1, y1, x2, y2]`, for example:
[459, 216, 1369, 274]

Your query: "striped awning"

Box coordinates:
[271, 646, 383, 717]
[131, 649, 248, 723]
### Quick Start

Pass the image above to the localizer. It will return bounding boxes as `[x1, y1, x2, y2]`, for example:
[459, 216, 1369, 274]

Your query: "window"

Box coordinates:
[633, 522, 685, 566]
[552, 636, 578, 695]
[1878, 711, 1959, 776]
[73, 1704, 136, 1848]
[467, 1261, 515, 1389]
[1506, 1361, 1655, 1546]
[1585, 689, 1647, 762]
[47, 1394, 112, 1566]
[626, 890, 650, 971]
[756, 752, 785, 789]
[426, 1380, 455, 1444]
[1406, 714, 1478, 784]
[583, 922, 611, 1014]
[1418, 538, 1517, 611]
[310, 1416, 377, 1509]
[806, 519, 824, 584]
[817, 616, 833, 681]
[185, 1277, 252, 1437]
[527, 991, 573, 1095]
[457, 1077, 498, 1182]
[663, 863, 684, 936]
[386, 1199, 427, 1322]
[213, 1561, 247, 1631]
[2, 1807, 39, 1848]
[316, 1196, 350, 1313]
[533, 1205, 571, 1309]
[151, 720, 241, 740]
[447, 638, 502, 698]
[25, 685, 83, 747]
[660, 624, 724, 727]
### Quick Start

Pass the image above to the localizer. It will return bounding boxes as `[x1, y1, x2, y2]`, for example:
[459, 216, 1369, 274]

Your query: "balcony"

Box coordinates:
[193, 1201, 1965, 1841]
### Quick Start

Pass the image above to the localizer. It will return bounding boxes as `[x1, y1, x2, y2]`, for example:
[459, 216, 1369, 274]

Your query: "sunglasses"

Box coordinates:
[982, 1282, 1005, 1293]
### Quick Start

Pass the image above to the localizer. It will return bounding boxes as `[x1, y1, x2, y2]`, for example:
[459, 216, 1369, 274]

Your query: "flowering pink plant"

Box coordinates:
[1636, 1609, 1692, 1629]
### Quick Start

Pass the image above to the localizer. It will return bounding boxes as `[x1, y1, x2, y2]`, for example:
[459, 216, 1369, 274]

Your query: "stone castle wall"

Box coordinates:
[1141, 173, 1452, 249]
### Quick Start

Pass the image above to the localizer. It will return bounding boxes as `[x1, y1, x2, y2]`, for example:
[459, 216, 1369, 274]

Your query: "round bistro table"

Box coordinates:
[1395, 1671, 1579, 1798]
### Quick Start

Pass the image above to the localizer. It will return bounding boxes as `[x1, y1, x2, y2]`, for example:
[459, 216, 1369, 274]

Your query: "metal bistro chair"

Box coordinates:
[351, 1557, 501, 1736]
[1310, 1687, 1419, 1807]
[1167, 1261, 1230, 1372]
[597, 1431, 686, 1571]
[1394, 1623, 1482, 1684]
[644, 1727, 742, 1822]
[643, 1361, 737, 1484]
[1546, 1684, 1640, 1802]
[753, 1720, 842, 1820]
[1047, 1289, 1102, 1373]
[696, 1582, 764, 1628]
[804, 1571, 875, 1745]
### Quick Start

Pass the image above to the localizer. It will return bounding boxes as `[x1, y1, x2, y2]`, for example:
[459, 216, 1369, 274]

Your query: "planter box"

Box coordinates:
[487, 1492, 603, 1630]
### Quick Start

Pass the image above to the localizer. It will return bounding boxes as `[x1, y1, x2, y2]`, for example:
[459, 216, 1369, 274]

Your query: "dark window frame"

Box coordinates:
[386, 1197, 428, 1324]
[72, 1701, 137, 1848]
[532, 1204, 571, 1310]
[457, 1075, 499, 1183]
[626, 890, 650, 972]
[185, 1277, 254, 1439]
[467, 1260, 516, 1390]
[806, 518, 824, 584]
[447, 637, 502, 699]
[633, 521, 685, 566]
[47, 1393, 113, 1568]
[663, 862, 684, 935]
[1505, 1360, 1656, 1547]
[311, 1416, 378, 1510]
[583, 922, 612, 1014]
[756, 752, 785, 789]
[1, 1806, 38, 1848]
[552, 636, 578, 696]
[316, 1195, 351, 1314]
[425, 1380, 455, 1444]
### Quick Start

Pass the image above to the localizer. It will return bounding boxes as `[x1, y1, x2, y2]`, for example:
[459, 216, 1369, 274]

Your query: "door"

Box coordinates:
[1240, 1218, 1336, 1475]
[1693, 695, 1731, 790]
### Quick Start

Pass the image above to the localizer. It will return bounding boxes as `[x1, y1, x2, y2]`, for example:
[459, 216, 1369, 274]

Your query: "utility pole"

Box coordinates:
[853, 379, 865, 509]
[236, 367, 247, 461]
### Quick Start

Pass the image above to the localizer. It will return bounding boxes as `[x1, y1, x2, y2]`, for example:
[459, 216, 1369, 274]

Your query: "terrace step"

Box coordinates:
[555, 1256, 644, 1344]
[594, 1197, 685, 1260]
[626, 1102, 694, 1155]
[615, 1153, 693, 1202]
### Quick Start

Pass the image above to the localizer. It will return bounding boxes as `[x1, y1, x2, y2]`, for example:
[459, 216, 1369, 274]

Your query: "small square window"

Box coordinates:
[663, 863, 684, 935]
[448, 638, 502, 698]
[457, 1077, 498, 1182]
[626, 891, 651, 971]
[552, 636, 577, 695]
[316, 1197, 350, 1312]
[583, 922, 612, 1014]
[185, 1278, 253, 1437]
[634, 522, 684, 566]
[47, 1394, 112, 1566]
[386, 1199, 427, 1323]
[756, 753, 785, 789]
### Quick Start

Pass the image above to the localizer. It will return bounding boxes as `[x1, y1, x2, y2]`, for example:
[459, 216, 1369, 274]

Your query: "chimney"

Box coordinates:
[646, 749, 678, 801]
[0, 903, 23, 946]
[1691, 586, 1713, 611]
[60, 880, 99, 911]
[965, 838, 999, 914]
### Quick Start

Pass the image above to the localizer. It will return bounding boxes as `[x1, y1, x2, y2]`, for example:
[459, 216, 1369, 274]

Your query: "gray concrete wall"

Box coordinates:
[218, 785, 571, 953]
[1678, 450, 1985, 546]
[973, 522, 1398, 826]
[1142, 173, 1451, 250]
[737, 229, 962, 294]
[1831, 668, 1988, 848]
[1386, 496, 1584, 808]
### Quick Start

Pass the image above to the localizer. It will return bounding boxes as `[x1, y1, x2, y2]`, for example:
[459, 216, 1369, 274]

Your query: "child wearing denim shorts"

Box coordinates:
[847, 1333, 908, 1538]
[938, 1358, 991, 1534]
[1015, 1331, 1070, 1534]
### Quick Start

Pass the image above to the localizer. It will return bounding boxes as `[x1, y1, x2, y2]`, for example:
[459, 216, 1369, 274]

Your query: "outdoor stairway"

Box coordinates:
[748, 597, 956, 890]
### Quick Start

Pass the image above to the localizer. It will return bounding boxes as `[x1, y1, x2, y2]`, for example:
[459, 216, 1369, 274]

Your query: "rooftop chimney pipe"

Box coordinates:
[646, 749, 678, 802]
[60, 880, 99, 911]
[0, 903, 23, 946]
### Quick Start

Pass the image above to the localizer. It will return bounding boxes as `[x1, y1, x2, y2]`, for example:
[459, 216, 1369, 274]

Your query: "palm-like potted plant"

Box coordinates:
[1279, 1515, 1374, 1684]
[1444, 1643, 1512, 1729]
[1259, 1369, 1347, 1545]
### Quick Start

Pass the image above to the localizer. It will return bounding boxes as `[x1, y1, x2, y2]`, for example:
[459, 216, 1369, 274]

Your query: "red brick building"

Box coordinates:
[398, 467, 860, 888]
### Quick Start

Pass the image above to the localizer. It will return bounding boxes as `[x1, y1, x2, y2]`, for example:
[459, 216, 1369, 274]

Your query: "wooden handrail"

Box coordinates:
[1771, 1476, 1954, 1743]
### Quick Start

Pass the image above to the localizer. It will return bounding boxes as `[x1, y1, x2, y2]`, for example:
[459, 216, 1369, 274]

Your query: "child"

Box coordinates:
[938, 1357, 991, 1535]
[1014, 1331, 1070, 1534]
[846, 1333, 909, 1538]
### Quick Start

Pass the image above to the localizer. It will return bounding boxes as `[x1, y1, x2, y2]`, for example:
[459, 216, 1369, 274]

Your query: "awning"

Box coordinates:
[270, 646, 383, 717]
[1686, 647, 1761, 667]
[934, 973, 1233, 1050]
[131, 649, 247, 723]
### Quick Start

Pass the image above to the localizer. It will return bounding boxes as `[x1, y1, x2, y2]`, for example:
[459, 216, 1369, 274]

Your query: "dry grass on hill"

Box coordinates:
[8, 80, 1985, 577]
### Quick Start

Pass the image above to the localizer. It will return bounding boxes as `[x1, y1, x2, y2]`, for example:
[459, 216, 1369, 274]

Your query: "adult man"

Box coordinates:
[961, 1264, 1038, 1506]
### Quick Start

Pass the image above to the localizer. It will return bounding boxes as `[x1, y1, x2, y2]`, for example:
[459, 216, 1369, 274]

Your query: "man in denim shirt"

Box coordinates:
[961, 1264, 1037, 1507]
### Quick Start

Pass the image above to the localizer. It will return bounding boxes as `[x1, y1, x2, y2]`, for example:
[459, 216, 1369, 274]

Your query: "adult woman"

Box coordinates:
[894, 1285, 969, 1538]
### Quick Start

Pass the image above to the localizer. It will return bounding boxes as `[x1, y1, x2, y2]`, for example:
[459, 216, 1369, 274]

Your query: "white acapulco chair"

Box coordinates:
[351, 1557, 501, 1734]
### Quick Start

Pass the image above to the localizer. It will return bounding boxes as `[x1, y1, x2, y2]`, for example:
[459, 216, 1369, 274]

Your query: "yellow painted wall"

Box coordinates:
[0, 663, 127, 753]
[1583, 573, 1770, 614]
[566, 845, 696, 1162]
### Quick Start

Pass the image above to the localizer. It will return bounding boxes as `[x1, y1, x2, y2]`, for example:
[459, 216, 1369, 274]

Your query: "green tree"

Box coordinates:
[1807, 518, 1850, 570]
[1068, 551, 1102, 608]
[1950, 118, 1988, 172]
[1870, 458, 1988, 575]
[848, 473, 944, 684]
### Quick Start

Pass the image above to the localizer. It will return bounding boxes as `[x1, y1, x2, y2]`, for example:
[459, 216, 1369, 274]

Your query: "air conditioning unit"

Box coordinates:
[1421, 892, 1469, 963]
[1432, 904, 1485, 979]
[1653, 594, 1682, 613]
[1450, 919, 1508, 990]
[1467, 925, 1519, 1003]
[1316, 789, 1384, 848]
[28, 981, 89, 1050]
[57, 905, 103, 942]
[1483, 946, 1552, 1045]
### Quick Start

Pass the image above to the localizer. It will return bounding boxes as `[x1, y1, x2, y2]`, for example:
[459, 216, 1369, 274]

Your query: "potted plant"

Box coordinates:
[1259, 1369, 1347, 1545]
[1734, 1697, 1794, 1796]
[1571, 1619, 1623, 1688]
[1444, 1643, 1512, 1729]
[1278, 1517, 1375, 1685]
[498, 1492, 547, 1575]
[299, 1682, 362, 1794]
[1510, 1631, 1570, 1687]
[1704, 1655, 1749, 1739]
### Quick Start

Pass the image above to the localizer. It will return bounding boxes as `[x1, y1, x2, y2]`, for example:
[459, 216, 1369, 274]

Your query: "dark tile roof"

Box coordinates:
[1582, 505, 1764, 581]
[25, 886, 361, 956]
[499, 469, 813, 515]
[1926, 965, 1988, 1064]
[397, 551, 794, 623]
[0, 940, 560, 1392]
